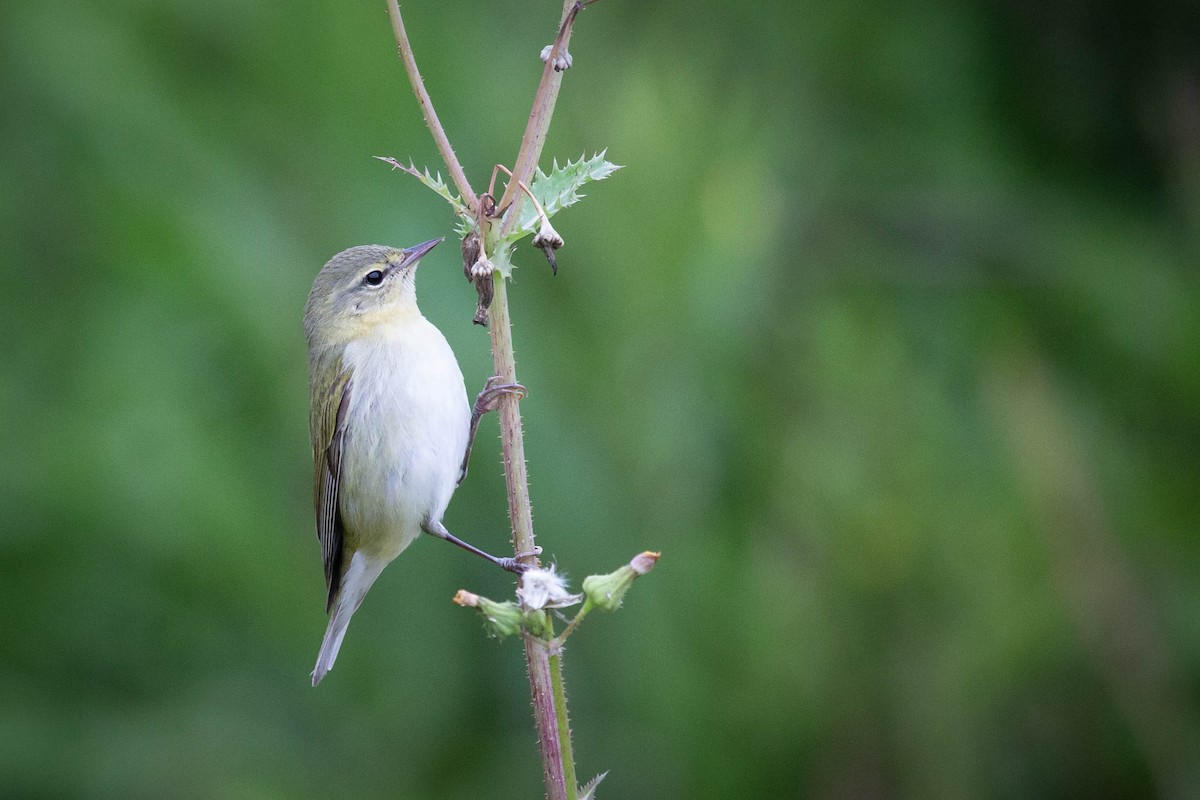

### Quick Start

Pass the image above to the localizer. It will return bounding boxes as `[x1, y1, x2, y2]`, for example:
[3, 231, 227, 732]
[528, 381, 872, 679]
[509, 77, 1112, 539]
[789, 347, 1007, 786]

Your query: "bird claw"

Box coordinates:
[474, 378, 528, 415]
[497, 546, 543, 574]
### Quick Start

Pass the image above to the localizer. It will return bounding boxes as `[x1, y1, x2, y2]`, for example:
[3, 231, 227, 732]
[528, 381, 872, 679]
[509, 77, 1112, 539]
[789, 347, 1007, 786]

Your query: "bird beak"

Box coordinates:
[395, 237, 443, 271]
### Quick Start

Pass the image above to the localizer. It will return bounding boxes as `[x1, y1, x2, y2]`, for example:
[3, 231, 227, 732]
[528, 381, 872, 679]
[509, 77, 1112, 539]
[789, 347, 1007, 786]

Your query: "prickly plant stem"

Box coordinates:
[387, 2, 586, 797]
[496, 0, 583, 232]
[489, 259, 570, 800]
[550, 652, 578, 800]
[484, 3, 584, 795]
[524, 635, 567, 799]
[485, 275, 537, 570]
[385, 0, 476, 209]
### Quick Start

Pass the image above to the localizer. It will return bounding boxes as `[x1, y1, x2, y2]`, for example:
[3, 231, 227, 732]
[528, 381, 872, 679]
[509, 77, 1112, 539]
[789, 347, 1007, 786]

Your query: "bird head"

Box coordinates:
[304, 238, 442, 342]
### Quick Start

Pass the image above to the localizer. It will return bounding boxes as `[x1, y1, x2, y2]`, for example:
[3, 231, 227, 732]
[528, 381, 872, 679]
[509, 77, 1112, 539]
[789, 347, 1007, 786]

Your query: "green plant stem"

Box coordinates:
[551, 600, 594, 652]
[550, 652, 578, 800]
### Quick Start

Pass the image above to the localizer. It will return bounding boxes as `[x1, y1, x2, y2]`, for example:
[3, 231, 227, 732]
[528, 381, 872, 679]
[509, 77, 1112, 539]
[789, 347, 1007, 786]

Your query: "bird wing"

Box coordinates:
[311, 361, 353, 613]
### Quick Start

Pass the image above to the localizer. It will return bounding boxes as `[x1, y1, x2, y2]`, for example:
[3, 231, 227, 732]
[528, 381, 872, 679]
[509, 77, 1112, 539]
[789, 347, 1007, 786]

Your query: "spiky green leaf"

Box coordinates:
[491, 241, 516, 279]
[489, 151, 621, 277]
[508, 151, 621, 237]
[454, 217, 477, 240]
[578, 771, 608, 800]
[375, 157, 471, 218]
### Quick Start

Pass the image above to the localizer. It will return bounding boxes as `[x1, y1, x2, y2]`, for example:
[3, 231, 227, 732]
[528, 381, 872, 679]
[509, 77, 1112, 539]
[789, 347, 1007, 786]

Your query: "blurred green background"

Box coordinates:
[3, 0, 1200, 797]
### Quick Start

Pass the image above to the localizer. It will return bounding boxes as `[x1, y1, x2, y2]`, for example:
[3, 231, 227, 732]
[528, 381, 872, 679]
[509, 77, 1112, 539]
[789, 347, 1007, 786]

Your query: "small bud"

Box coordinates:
[453, 589, 481, 607]
[629, 550, 660, 576]
[582, 551, 660, 612]
[454, 590, 523, 638]
[523, 608, 552, 638]
[532, 218, 564, 275]
[539, 44, 573, 71]
[517, 565, 582, 611]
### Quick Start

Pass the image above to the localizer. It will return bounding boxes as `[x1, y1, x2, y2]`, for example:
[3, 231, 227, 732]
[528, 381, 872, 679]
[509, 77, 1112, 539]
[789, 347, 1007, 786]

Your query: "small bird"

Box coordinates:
[305, 239, 525, 685]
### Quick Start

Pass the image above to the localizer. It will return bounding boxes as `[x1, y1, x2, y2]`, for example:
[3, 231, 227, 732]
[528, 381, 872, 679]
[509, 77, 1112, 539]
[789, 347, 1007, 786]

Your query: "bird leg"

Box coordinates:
[422, 519, 539, 573]
[458, 376, 528, 484]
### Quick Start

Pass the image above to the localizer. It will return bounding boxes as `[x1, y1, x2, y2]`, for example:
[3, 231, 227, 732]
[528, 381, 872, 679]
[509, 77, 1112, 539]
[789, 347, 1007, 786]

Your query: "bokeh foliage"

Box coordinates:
[2, 0, 1199, 797]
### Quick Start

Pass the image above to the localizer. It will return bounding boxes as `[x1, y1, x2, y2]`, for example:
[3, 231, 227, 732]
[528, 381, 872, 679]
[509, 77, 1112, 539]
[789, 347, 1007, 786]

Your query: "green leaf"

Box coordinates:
[490, 150, 621, 277]
[578, 771, 608, 800]
[375, 157, 471, 218]
[491, 241, 516, 279]
[380, 151, 620, 279]
[454, 215, 478, 241]
[511, 151, 621, 236]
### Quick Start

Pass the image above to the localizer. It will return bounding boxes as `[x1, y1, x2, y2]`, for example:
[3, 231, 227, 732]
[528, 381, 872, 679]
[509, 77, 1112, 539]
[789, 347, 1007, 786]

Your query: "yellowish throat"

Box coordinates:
[304, 240, 524, 685]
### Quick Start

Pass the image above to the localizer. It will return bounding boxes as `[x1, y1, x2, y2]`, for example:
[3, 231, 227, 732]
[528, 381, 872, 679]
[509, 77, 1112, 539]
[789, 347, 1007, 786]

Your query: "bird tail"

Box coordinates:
[312, 551, 386, 686]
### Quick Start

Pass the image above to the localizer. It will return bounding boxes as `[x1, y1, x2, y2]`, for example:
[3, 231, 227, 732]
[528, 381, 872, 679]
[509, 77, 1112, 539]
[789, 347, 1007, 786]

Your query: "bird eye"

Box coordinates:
[364, 270, 384, 287]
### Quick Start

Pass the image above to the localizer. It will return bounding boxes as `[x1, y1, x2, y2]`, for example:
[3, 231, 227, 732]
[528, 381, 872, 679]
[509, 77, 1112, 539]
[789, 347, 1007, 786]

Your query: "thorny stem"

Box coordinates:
[486, 267, 537, 565]
[496, 0, 587, 232]
[484, 273, 570, 794]
[550, 653, 578, 800]
[524, 636, 567, 798]
[385, 2, 594, 798]
[385, 0, 476, 210]
[485, 10, 581, 791]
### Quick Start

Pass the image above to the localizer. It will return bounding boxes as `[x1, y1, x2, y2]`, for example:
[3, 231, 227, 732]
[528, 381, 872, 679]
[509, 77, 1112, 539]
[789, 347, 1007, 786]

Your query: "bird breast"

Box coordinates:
[337, 317, 470, 560]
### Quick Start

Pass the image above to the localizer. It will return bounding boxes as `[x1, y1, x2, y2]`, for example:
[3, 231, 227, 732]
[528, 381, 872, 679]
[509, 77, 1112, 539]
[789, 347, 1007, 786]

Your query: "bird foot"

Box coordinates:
[497, 546, 543, 574]
[474, 377, 527, 416]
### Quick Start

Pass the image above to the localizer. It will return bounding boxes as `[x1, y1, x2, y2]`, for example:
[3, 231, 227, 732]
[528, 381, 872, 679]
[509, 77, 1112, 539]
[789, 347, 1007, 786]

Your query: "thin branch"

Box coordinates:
[497, 0, 586, 234]
[550, 600, 594, 652]
[489, 275, 566, 800]
[525, 637, 568, 798]
[384, 4, 600, 798]
[482, 5, 589, 794]
[494, 163, 552, 225]
[486, 275, 538, 568]
[385, 0, 476, 210]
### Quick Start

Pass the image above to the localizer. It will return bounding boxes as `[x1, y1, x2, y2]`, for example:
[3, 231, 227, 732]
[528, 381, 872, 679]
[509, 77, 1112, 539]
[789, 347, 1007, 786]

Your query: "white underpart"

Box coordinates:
[311, 312, 470, 685]
[340, 314, 469, 558]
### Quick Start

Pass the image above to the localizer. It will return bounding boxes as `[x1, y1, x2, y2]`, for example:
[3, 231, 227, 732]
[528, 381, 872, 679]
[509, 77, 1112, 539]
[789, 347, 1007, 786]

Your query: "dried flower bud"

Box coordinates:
[532, 218, 564, 275]
[471, 259, 495, 326]
[532, 218, 564, 251]
[479, 193, 498, 218]
[454, 590, 523, 639]
[539, 44, 573, 71]
[517, 565, 582, 611]
[582, 551, 661, 612]
[461, 231, 481, 281]
[462, 232, 495, 325]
